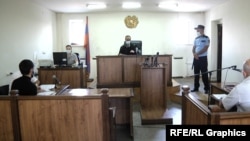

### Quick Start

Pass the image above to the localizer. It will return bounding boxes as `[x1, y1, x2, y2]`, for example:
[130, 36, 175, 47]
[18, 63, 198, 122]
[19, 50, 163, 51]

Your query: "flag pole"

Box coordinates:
[83, 16, 93, 82]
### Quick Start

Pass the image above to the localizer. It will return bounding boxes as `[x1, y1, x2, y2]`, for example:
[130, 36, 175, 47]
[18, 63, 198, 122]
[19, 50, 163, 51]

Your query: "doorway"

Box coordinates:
[216, 24, 223, 82]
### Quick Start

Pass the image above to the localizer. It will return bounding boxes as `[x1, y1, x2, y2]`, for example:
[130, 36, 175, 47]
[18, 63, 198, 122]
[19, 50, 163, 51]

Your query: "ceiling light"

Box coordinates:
[122, 2, 141, 9]
[86, 3, 107, 9]
[158, 1, 179, 9]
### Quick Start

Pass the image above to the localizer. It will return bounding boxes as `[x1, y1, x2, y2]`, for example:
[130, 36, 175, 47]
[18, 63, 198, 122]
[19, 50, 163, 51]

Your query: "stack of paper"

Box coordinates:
[37, 91, 56, 96]
[38, 84, 56, 95]
[212, 94, 227, 100]
[40, 84, 55, 91]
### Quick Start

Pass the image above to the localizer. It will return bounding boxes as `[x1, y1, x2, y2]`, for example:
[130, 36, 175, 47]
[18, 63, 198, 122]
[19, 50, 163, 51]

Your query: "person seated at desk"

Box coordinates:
[118, 35, 136, 55]
[66, 45, 79, 66]
[11, 59, 37, 95]
[9, 70, 40, 93]
[213, 59, 250, 112]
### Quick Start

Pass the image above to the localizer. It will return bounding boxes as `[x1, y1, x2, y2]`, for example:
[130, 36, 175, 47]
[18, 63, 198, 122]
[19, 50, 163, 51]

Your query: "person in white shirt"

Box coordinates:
[65, 45, 79, 66]
[220, 58, 250, 112]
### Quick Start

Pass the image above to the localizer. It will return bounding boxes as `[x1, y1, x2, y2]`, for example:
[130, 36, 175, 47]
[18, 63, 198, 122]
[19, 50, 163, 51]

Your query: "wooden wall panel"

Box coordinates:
[38, 68, 86, 88]
[57, 70, 81, 88]
[123, 57, 143, 83]
[215, 113, 250, 125]
[18, 99, 105, 141]
[96, 55, 172, 88]
[141, 68, 166, 109]
[158, 56, 172, 86]
[0, 99, 14, 141]
[97, 57, 123, 84]
[184, 96, 209, 124]
[38, 69, 57, 84]
[109, 98, 130, 124]
[219, 118, 250, 125]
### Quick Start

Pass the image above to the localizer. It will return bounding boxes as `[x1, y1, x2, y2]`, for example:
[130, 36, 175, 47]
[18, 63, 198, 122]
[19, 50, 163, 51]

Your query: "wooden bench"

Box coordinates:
[1, 89, 113, 141]
[59, 88, 134, 137]
[0, 96, 15, 141]
[181, 85, 250, 125]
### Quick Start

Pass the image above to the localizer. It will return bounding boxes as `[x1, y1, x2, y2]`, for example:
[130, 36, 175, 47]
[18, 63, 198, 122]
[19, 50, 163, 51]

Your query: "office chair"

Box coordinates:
[74, 53, 81, 66]
[0, 84, 9, 95]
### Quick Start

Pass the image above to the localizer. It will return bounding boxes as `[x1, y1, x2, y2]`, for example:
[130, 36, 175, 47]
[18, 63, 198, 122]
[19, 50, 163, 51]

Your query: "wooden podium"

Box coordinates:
[140, 65, 173, 124]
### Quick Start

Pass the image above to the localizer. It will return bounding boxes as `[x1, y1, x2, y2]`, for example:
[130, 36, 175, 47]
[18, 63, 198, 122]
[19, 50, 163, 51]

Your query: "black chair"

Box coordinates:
[0, 84, 9, 95]
[74, 53, 81, 66]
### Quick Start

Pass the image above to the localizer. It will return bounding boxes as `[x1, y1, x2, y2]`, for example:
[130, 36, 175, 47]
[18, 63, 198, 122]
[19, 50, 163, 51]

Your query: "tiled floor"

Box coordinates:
[130, 102, 181, 141]
[88, 77, 207, 141]
[115, 102, 172, 141]
[114, 78, 188, 141]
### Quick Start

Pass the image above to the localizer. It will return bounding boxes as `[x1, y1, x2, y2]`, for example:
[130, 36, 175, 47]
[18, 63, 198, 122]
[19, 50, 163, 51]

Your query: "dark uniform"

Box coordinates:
[119, 42, 136, 55]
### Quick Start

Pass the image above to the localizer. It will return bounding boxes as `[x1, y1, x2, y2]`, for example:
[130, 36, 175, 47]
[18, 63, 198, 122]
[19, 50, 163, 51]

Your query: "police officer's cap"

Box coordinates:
[194, 25, 205, 30]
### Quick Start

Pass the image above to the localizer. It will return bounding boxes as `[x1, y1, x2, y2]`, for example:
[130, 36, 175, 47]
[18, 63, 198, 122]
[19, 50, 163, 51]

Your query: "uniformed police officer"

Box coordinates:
[191, 25, 210, 94]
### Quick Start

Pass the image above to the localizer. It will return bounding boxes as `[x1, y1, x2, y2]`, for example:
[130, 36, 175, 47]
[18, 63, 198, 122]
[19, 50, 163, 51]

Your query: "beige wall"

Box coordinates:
[2, 0, 247, 86]
[56, 12, 205, 79]
[206, 0, 249, 83]
[0, 0, 56, 86]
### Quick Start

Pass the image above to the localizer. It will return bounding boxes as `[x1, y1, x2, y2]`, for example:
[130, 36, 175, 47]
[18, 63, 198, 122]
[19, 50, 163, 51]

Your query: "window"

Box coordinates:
[69, 19, 84, 46]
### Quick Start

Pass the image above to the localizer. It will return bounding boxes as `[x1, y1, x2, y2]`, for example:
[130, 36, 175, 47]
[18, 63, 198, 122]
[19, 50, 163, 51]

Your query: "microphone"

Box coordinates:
[135, 47, 138, 54]
[153, 52, 159, 67]
[143, 56, 150, 67]
[52, 75, 61, 88]
[233, 68, 242, 72]
[231, 65, 237, 69]
[231, 66, 242, 72]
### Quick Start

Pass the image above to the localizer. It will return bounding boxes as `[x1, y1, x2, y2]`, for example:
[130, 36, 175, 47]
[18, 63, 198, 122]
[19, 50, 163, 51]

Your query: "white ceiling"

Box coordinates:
[31, 0, 230, 13]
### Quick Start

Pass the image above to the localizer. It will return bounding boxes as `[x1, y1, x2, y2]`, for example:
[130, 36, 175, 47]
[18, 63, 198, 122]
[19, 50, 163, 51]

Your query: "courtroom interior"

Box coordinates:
[1, 0, 250, 141]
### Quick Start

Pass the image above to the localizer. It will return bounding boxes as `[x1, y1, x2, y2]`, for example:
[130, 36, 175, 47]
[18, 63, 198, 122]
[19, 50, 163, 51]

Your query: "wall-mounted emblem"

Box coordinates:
[124, 15, 139, 28]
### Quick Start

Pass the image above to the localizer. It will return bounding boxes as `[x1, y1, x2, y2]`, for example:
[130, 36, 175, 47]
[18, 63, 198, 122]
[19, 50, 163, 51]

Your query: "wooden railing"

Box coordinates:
[182, 85, 250, 125]
[0, 89, 112, 141]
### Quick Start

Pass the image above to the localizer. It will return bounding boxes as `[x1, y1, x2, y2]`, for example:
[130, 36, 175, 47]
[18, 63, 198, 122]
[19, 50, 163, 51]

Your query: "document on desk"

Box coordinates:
[37, 91, 56, 96]
[40, 84, 55, 91]
[212, 94, 227, 100]
[38, 84, 56, 95]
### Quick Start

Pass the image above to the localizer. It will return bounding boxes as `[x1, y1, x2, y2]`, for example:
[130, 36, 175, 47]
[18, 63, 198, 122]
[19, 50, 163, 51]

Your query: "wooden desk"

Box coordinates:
[60, 88, 134, 136]
[209, 82, 237, 104]
[9, 84, 69, 96]
[38, 67, 87, 88]
[96, 55, 172, 88]
[210, 83, 231, 94]
[38, 84, 69, 95]
[1, 88, 112, 141]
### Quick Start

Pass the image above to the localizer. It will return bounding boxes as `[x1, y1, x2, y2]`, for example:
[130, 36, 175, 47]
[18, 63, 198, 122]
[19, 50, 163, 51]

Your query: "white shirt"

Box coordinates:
[67, 53, 78, 66]
[222, 76, 250, 112]
[194, 35, 210, 57]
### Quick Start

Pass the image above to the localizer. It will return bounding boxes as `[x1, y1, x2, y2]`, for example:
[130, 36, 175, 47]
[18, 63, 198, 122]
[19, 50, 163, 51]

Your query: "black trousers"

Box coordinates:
[193, 56, 209, 91]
